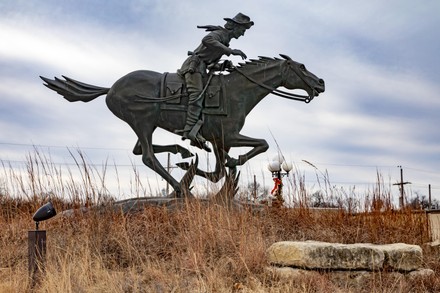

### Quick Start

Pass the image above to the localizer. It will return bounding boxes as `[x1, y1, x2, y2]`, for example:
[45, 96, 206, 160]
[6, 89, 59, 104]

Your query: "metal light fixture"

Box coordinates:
[267, 155, 293, 206]
[32, 201, 57, 230]
[29, 201, 57, 285]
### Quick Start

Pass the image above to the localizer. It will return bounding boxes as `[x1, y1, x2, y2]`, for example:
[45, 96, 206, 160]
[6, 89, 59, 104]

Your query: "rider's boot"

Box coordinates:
[176, 105, 211, 152]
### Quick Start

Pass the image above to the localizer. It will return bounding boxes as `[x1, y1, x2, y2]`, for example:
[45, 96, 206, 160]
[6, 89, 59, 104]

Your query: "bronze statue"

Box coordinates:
[176, 13, 254, 151]
[40, 14, 325, 198]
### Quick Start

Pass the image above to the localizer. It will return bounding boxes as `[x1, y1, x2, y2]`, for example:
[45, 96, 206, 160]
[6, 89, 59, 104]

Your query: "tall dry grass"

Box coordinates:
[0, 150, 439, 292]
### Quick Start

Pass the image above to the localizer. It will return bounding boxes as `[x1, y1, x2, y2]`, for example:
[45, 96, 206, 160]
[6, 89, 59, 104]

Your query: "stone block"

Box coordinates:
[267, 241, 385, 270]
[377, 243, 422, 271]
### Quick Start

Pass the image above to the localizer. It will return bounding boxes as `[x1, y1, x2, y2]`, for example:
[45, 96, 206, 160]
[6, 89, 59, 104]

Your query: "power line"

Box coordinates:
[4, 157, 438, 187]
[302, 161, 397, 169]
[0, 159, 144, 168]
[404, 166, 439, 175]
[0, 142, 130, 151]
[1, 141, 439, 184]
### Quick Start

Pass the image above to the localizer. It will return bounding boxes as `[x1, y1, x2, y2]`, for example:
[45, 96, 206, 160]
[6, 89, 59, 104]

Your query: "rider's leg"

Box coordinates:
[183, 104, 202, 138]
[182, 72, 207, 143]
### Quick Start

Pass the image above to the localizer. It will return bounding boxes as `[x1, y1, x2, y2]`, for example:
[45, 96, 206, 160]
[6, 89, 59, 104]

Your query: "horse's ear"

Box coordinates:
[279, 54, 291, 60]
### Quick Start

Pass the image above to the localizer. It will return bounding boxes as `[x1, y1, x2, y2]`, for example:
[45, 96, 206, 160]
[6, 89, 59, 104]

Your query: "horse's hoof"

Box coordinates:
[176, 162, 190, 170]
[181, 150, 194, 159]
[202, 143, 212, 152]
[225, 157, 238, 168]
[190, 140, 212, 152]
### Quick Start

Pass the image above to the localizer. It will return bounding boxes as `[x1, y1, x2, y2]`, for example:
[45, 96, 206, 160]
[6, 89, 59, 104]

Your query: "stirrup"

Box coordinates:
[185, 130, 211, 152]
[190, 139, 212, 152]
[188, 131, 207, 144]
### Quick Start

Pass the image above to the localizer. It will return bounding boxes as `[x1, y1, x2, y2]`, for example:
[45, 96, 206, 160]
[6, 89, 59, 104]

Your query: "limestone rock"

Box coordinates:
[328, 270, 374, 289]
[267, 241, 385, 270]
[377, 243, 422, 271]
[267, 241, 425, 272]
[408, 268, 435, 280]
[265, 266, 319, 280]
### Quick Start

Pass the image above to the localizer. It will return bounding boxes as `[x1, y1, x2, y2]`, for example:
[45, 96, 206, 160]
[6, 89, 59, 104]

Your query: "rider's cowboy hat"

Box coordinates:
[224, 13, 254, 29]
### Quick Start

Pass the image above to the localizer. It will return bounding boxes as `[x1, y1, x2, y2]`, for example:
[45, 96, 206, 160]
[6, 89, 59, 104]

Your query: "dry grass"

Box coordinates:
[1, 198, 439, 292]
[0, 151, 439, 292]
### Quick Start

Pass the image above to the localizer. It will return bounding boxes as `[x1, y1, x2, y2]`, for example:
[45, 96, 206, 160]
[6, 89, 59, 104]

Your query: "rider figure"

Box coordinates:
[176, 13, 254, 150]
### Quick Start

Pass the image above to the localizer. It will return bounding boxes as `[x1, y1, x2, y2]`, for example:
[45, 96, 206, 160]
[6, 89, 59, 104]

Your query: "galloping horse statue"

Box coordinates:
[41, 54, 325, 197]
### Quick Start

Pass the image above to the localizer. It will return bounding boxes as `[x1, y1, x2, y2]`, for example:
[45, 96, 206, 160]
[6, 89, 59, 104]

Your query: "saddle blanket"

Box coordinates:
[159, 72, 228, 116]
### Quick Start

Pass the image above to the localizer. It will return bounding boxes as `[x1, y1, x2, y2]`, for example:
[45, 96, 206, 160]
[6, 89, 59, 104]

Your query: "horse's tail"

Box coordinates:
[40, 75, 110, 102]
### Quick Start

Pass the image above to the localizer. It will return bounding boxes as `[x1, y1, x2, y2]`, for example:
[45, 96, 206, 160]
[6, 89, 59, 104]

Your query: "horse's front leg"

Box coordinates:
[135, 128, 187, 197]
[224, 133, 269, 168]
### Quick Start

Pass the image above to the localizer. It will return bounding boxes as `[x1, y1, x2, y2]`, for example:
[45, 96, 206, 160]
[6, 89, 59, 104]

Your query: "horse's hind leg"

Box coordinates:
[135, 126, 184, 197]
[224, 134, 269, 168]
[132, 139, 194, 159]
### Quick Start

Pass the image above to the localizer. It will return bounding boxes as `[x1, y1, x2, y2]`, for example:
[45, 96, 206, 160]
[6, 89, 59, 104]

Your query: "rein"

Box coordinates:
[233, 64, 313, 103]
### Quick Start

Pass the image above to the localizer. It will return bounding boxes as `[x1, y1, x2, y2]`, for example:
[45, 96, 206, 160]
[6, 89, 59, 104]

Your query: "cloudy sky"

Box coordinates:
[1, 0, 439, 202]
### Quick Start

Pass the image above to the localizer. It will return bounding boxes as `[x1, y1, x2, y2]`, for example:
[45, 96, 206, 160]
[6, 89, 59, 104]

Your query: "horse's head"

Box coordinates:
[280, 54, 325, 102]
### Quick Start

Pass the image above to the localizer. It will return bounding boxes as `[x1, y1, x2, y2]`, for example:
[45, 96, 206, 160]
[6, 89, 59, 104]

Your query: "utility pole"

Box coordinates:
[253, 174, 257, 201]
[393, 166, 411, 209]
[429, 184, 432, 209]
[166, 153, 170, 195]
[165, 153, 180, 196]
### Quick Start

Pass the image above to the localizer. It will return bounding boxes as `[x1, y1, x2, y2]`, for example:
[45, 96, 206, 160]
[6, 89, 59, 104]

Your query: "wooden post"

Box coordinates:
[166, 152, 170, 195]
[399, 167, 404, 208]
[393, 166, 411, 209]
[429, 184, 432, 209]
[28, 230, 46, 285]
[253, 174, 257, 201]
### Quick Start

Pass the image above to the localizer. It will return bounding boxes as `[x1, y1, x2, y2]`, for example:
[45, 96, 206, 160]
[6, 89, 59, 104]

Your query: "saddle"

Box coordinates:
[159, 72, 228, 115]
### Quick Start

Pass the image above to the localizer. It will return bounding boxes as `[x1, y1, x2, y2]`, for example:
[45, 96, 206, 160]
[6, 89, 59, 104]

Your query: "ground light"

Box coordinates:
[268, 155, 293, 207]
[29, 202, 56, 287]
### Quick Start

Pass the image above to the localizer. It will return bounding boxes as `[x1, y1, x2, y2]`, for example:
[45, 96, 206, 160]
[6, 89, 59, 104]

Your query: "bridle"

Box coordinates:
[233, 60, 316, 103]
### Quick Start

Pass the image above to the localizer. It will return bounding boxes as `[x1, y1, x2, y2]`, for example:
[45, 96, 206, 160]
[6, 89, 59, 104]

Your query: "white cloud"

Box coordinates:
[1, 1, 439, 199]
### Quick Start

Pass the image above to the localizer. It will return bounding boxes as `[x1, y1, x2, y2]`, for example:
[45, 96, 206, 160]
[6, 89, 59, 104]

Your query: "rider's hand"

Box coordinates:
[230, 49, 247, 60]
[223, 60, 233, 69]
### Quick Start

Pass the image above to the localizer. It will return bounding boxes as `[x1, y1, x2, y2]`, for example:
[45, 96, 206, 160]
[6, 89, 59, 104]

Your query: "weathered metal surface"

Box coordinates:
[40, 14, 325, 198]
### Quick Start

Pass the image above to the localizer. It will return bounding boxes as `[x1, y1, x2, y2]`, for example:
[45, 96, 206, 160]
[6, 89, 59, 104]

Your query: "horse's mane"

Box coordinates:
[227, 56, 283, 73]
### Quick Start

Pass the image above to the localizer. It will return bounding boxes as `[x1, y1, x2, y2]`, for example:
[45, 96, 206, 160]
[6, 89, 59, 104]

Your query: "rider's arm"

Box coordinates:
[201, 33, 232, 56]
[202, 32, 247, 60]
